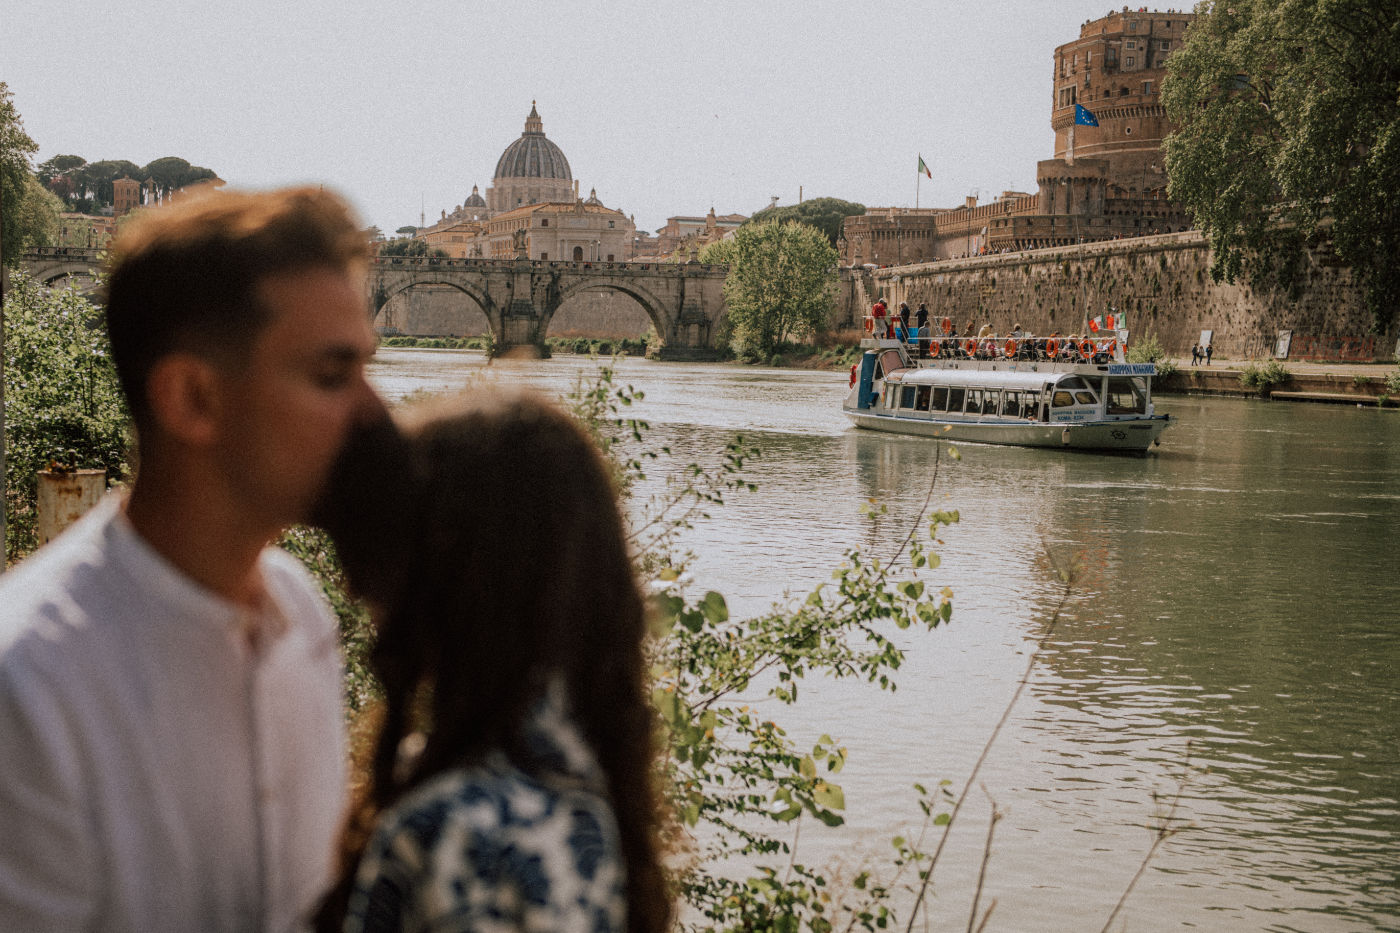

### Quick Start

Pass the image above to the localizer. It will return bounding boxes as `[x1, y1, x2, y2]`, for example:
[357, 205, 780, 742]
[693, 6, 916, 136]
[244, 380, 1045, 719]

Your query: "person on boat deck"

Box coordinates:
[898, 302, 911, 334]
[916, 322, 930, 359]
[872, 299, 893, 338]
[977, 323, 993, 339]
[915, 303, 929, 333]
[1011, 323, 1024, 339]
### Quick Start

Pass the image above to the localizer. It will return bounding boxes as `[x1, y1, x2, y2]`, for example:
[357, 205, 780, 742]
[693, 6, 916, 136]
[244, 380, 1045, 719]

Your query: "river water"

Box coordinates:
[370, 349, 1400, 932]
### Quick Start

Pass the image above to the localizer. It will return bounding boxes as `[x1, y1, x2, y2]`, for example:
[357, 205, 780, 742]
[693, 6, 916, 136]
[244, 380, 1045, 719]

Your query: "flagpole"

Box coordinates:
[916, 166, 920, 209]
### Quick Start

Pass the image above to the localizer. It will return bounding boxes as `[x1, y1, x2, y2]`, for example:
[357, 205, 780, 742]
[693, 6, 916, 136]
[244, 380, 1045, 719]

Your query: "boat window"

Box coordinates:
[900, 385, 918, 409]
[947, 387, 966, 412]
[931, 386, 949, 410]
[964, 389, 982, 414]
[1074, 389, 1098, 405]
[1019, 391, 1039, 418]
[879, 349, 905, 379]
[1106, 376, 1148, 414]
[916, 386, 932, 411]
[983, 391, 1001, 415]
[1052, 390, 1076, 408]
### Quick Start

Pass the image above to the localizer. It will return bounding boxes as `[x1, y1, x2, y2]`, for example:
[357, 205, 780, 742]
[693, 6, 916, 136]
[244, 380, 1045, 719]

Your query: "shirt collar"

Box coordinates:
[99, 493, 289, 652]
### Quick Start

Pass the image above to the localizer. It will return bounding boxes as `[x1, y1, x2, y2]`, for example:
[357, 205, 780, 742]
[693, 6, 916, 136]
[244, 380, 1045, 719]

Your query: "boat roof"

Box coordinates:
[890, 366, 1073, 389]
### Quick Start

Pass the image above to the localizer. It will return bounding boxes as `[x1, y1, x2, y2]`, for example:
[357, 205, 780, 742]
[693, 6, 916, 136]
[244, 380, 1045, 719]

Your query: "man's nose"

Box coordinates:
[353, 370, 388, 420]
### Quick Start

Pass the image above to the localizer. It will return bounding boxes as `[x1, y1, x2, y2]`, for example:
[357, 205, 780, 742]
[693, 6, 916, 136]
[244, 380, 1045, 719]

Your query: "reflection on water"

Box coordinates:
[370, 349, 1400, 931]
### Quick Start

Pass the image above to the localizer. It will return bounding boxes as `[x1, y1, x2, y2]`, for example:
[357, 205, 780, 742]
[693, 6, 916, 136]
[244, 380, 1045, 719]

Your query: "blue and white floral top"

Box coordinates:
[342, 689, 626, 933]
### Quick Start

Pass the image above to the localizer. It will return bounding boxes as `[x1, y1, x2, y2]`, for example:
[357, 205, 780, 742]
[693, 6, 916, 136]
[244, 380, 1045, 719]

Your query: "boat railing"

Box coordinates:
[863, 314, 1123, 364]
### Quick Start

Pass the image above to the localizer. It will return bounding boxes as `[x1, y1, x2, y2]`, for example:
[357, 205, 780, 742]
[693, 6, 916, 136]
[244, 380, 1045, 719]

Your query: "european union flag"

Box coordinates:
[1074, 104, 1100, 127]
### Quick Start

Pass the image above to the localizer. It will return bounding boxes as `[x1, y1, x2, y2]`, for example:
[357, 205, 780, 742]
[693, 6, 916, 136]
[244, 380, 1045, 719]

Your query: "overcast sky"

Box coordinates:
[5, 0, 1133, 235]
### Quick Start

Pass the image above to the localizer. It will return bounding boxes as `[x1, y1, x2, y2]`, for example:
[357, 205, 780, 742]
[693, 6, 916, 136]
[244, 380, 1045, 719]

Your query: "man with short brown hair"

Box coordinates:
[0, 187, 383, 931]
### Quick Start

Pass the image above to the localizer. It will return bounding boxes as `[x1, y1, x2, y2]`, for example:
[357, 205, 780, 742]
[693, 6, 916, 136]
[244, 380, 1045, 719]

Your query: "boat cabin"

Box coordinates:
[877, 363, 1152, 425]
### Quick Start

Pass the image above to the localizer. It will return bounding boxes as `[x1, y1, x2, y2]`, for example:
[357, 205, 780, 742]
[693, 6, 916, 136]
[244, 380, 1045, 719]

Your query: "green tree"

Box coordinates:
[77, 159, 141, 208]
[1, 82, 44, 265]
[394, 225, 418, 236]
[141, 156, 217, 201]
[705, 221, 838, 359]
[746, 197, 866, 247]
[36, 153, 86, 204]
[1162, 0, 1400, 329]
[377, 237, 448, 258]
[3, 274, 130, 559]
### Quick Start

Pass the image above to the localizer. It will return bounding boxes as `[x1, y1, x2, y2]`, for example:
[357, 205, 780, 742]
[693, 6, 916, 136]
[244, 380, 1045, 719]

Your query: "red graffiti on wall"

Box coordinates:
[1288, 334, 1377, 361]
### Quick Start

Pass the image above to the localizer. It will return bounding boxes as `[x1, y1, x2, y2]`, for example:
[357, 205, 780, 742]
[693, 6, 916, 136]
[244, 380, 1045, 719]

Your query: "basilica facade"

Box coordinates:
[414, 102, 637, 262]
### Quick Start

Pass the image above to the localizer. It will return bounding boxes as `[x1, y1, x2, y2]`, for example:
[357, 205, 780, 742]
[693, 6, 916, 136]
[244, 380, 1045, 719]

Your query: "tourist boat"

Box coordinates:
[842, 326, 1171, 452]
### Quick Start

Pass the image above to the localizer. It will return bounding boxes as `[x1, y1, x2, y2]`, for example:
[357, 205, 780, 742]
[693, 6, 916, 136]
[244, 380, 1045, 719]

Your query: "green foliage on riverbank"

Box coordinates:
[702, 221, 839, 360]
[1126, 331, 1178, 377]
[1239, 359, 1291, 394]
[1161, 0, 1400, 330]
[570, 365, 961, 933]
[1, 82, 61, 261]
[380, 335, 488, 350]
[2, 274, 129, 558]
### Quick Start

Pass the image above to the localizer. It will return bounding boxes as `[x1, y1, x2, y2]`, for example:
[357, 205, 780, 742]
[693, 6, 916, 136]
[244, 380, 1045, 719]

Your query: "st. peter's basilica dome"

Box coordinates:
[486, 102, 574, 213]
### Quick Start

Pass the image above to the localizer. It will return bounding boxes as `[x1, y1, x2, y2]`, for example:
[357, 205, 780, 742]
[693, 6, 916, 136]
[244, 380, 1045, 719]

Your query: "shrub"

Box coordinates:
[1240, 360, 1290, 394]
[1386, 368, 1400, 395]
[3, 273, 131, 558]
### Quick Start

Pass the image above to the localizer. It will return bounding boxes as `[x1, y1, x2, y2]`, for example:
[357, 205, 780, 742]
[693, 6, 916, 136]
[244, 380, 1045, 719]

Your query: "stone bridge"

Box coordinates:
[368, 255, 729, 357]
[16, 247, 735, 358]
[17, 247, 105, 295]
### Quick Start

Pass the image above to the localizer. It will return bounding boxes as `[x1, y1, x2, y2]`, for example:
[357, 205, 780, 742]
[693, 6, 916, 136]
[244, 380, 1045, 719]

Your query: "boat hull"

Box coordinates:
[843, 407, 1170, 451]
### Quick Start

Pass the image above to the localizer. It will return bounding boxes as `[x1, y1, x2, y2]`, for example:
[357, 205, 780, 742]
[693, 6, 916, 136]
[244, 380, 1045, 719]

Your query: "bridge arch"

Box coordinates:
[373, 276, 495, 337]
[547, 279, 672, 342]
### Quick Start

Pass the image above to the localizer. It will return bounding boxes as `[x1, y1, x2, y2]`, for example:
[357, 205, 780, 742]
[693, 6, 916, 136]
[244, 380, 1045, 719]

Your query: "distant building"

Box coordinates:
[653, 208, 748, 258]
[112, 178, 141, 217]
[841, 7, 1196, 267]
[414, 102, 637, 259]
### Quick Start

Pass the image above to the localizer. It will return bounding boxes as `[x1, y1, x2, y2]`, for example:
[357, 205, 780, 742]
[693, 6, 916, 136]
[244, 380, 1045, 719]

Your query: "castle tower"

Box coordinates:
[1050, 9, 1195, 199]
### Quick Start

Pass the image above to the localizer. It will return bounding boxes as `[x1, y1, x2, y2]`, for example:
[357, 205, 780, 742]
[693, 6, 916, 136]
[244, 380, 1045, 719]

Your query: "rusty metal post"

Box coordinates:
[36, 469, 106, 546]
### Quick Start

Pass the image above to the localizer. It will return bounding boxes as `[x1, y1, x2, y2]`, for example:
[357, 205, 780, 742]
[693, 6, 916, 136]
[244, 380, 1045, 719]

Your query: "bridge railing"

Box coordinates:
[23, 246, 106, 261]
[371, 256, 727, 275]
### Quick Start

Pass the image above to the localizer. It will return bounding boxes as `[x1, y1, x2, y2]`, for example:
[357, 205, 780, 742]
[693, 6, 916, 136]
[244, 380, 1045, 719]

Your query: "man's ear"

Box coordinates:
[144, 353, 224, 446]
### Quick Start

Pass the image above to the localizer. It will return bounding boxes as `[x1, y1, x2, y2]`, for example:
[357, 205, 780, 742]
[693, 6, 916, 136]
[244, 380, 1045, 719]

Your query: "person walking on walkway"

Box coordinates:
[1205, 343, 1214, 365]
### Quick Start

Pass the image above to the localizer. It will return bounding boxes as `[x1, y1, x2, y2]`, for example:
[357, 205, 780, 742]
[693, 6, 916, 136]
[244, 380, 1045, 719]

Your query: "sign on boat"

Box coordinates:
[843, 320, 1171, 453]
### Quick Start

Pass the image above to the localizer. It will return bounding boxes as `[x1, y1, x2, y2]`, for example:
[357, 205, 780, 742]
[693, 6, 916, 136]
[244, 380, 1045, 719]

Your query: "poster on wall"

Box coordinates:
[1274, 330, 1293, 359]
[1199, 329, 1214, 348]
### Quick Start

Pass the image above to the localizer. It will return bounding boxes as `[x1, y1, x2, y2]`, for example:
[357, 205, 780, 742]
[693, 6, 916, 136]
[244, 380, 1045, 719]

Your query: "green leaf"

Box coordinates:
[813, 781, 845, 811]
[700, 590, 729, 624]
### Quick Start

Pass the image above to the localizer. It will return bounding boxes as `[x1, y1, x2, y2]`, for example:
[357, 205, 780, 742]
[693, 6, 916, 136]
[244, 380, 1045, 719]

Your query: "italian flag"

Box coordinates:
[918, 155, 932, 179]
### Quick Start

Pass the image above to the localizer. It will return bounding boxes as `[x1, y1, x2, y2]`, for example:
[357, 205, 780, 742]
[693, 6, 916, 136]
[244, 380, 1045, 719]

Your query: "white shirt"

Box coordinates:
[0, 495, 347, 932]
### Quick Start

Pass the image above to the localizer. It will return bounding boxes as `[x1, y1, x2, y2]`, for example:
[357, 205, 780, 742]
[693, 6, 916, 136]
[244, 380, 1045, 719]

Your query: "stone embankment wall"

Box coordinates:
[859, 232, 1397, 362]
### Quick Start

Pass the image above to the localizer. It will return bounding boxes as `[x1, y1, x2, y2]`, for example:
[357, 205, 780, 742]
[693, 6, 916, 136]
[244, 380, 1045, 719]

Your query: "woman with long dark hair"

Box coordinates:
[313, 389, 670, 933]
